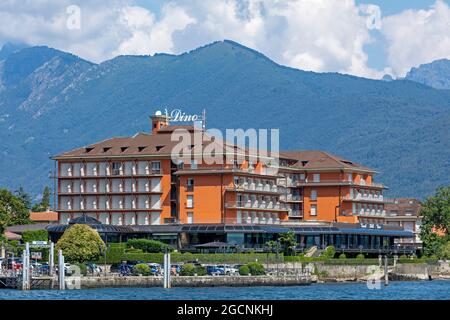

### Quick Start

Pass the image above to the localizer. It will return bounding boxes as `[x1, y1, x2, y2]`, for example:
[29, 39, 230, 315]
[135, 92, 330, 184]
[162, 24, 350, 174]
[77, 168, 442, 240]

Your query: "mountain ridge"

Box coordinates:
[0, 41, 449, 200]
[405, 58, 450, 90]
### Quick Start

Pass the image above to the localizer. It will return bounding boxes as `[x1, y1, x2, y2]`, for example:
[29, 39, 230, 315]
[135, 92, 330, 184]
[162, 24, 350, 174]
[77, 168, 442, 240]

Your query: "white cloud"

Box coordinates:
[1, 0, 448, 79]
[381, 0, 450, 77]
[169, 0, 384, 78]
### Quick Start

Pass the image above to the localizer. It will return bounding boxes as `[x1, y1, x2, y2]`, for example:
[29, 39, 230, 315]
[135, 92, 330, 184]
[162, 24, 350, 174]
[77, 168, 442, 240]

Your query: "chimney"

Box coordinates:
[150, 111, 170, 134]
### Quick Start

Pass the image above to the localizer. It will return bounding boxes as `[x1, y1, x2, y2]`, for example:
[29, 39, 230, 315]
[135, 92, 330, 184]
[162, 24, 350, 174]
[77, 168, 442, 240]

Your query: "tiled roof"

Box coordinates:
[30, 211, 59, 222]
[53, 125, 373, 173]
[53, 127, 241, 159]
[279, 150, 374, 172]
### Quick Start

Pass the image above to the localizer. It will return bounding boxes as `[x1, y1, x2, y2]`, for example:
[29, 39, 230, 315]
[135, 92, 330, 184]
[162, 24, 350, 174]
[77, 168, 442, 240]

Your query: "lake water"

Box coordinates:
[0, 280, 449, 300]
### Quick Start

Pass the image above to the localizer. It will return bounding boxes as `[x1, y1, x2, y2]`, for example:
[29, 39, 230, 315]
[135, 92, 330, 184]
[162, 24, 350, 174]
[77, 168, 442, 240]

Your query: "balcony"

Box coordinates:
[58, 189, 163, 195]
[277, 179, 298, 188]
[343, 194, 385, 203]
[241, 213, 281, 225]
[294, 179, 386, 189]
[175, 165, 280, 178]
[225, 201, 288, 212]
[225, 183, 279, 195]
[355, 209, 386, 217]
[288, 209, 303, 217]
[279, 194, 302, 202]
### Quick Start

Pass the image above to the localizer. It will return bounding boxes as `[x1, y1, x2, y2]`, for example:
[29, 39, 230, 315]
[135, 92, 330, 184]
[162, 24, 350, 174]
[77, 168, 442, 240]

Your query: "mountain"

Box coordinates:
[405, 59, 450, 90]
[0, 42, 28, 60]
[0, 40, 449, 200]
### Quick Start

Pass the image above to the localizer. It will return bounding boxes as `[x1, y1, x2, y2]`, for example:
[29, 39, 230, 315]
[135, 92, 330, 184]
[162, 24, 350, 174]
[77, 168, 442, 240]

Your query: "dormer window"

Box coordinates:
[120, 147, 128, 152]
[103, 147, 111, 153]
[156, 145, 164, 152]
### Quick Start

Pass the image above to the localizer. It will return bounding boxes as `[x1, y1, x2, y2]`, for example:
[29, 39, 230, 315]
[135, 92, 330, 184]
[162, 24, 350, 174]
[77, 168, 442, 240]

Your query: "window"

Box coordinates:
[112, 162, 121, 175]
[347, 173, 353, 182]
[178, 160, 184, 169]
[310, 204, 317, 216]
[313, 173, 320, 182]
[151, 161, 161, 174]
[187, 212, 194, 224]
[310, 190, 317, 200]
[299, 173, 305, 180]
[186, 195, 194, 208]
[187, 178, 194, 192]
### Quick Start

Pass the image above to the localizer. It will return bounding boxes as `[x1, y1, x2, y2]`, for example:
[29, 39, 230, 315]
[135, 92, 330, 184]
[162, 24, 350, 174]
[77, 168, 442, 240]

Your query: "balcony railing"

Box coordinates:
[343, 194, 384, 202]
[226, 183, 279, 194]
[355, 209, 386, 216]
[280, 194, 302, 202]
[294, 179, 385, 188]
[288, 209, 303, 217]
[225, 201, 288, 211]
[58, 189, 162, 195]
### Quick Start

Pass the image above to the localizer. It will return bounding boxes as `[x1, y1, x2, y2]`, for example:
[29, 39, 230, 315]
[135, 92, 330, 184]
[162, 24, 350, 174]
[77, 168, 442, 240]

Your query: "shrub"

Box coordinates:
[239, 265, 250, 276]
[321, 246, 336, 259]
[195, 266, 207, 276]
[126, 239, 174, 253]
[246, 262, 265, 275]
[356, 254, 365, 260]
[338, 253, 347, 259]
[180, 264, 196, 276]
[56, 224, 105, 263]
[133, 263, 150, 276]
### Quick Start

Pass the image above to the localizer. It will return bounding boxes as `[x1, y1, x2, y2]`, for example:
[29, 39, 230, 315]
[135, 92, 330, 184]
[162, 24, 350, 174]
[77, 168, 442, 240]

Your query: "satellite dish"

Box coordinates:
[155, 110, 162, 116]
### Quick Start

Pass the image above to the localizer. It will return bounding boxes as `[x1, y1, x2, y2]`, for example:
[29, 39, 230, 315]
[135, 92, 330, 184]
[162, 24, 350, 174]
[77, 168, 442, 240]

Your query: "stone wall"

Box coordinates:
[79, 275, 311, 289]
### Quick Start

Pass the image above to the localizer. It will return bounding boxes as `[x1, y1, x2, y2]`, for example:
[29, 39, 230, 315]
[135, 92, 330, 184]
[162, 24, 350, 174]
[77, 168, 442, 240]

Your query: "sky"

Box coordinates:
[0, 0, 449, 79]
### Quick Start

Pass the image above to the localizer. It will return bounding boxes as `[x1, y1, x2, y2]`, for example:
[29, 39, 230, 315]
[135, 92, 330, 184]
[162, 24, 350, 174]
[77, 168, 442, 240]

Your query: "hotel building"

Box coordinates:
[49, 113, 413, 254]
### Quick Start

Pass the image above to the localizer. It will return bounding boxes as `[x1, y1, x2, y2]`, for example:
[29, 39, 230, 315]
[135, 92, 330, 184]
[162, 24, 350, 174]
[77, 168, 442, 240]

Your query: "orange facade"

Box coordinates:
[54, 117, 387, 226]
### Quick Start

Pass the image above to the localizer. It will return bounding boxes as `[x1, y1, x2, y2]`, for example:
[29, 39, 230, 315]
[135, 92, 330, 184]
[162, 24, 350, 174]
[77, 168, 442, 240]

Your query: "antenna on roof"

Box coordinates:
[202, 109, 206, 131]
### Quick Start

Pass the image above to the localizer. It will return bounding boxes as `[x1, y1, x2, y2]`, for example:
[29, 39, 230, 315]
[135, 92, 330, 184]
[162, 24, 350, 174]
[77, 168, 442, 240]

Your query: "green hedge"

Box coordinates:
[22, 230, 48, 243]
[127, 239, 174, 253]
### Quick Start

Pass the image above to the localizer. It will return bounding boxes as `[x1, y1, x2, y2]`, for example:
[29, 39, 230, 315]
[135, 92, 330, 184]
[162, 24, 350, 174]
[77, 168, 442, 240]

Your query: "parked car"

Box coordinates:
[206, 265, 225, 276]
[148, 263, 162, 275]
[8, 258, 23, 271]
[219, 265, 238, 275]
[39, 262, 50, 274]
[118, 262, 133, 276]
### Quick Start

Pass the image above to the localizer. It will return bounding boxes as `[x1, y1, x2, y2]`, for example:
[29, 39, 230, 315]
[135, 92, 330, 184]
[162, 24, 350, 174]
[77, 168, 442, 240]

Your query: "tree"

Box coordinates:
[420, 186, 450, 258]
[15, 187, 31, 210]
[32, 186, 52, 212]
[0, 188, 30, 233]
[278, 230, 297, 256]
[55, 224, 106, 263]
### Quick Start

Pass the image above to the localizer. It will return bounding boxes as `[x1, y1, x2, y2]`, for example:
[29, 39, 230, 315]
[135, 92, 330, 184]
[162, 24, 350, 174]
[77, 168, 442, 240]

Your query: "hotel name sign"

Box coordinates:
[157, 108, 204, 122]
